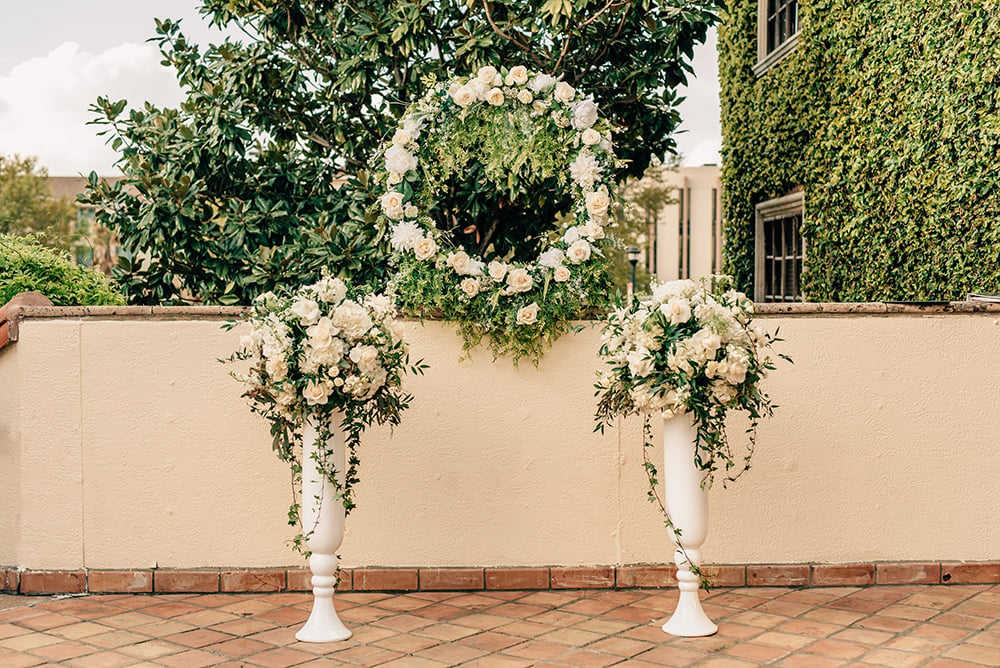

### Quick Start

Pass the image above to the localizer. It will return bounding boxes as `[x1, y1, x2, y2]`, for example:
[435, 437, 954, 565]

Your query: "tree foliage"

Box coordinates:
[0, 155, 78, 252]
[84, 0, 719, 305]
[0, 234, 124, 306]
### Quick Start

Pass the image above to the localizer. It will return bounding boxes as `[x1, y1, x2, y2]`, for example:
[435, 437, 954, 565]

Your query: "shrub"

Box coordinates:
[0, 234, 125, 306]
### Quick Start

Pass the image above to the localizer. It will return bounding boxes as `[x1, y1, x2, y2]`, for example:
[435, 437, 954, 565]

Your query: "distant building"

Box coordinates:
[47, 176, 123, 273]
[654, 165, 724, 283]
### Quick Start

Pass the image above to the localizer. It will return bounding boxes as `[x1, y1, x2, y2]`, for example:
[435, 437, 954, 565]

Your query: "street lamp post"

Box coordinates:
[627, 246, 640, 301]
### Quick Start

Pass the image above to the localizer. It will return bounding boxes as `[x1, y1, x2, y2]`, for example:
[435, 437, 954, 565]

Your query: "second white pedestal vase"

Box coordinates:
[295, 415, 352, 643]
[660, 412, 718, 637]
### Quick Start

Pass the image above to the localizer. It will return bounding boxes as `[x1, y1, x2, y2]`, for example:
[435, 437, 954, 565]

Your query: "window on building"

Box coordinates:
[755, 192, 804, 302]
[678, 187, 692, 279]
[754, 0, 800, 76]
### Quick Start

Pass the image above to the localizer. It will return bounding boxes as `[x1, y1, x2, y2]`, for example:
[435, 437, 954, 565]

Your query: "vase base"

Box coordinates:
[661, 603, 718, 637]
[295, 624, 352, 643]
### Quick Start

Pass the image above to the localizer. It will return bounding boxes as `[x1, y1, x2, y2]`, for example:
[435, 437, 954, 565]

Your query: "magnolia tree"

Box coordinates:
[83, 0, 720, 305]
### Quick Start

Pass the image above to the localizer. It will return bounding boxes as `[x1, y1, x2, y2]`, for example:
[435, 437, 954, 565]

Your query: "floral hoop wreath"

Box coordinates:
[377, 65, 620, 361]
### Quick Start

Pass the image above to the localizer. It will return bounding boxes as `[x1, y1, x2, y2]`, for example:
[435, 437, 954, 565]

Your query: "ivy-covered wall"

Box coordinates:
[719, 0, 1000, 301]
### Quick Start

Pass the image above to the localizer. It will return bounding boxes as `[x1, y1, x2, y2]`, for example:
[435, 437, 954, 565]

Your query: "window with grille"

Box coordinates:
[754, 0, 800, 76]
[755, 192, 804, 302]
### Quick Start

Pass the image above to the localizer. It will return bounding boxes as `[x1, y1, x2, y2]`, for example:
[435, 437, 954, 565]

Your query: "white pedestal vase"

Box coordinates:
[660, 413, 718, 637]
[295, 415, 352, 643]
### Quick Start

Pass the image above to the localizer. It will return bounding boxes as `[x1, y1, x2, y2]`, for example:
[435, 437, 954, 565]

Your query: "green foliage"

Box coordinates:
[84, 0, 720, 305]
[0, 155, 78, 253]
[0, 234, 125, 306]
[719, 0, 1000, 300]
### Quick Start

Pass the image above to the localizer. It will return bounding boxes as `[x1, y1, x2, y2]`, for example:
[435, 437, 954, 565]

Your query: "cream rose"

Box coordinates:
[477, 65, 498, 83]
[460, 277, 480, 298]
[553, 265, 571, 283]
[413, 236, 438, 261]
[392, 128, 413, 146]
[566, 239, 592, 264]
[517, 89, 533, 105]
[582, 220, 605, 240]
[581, 128, 601, 145]
[554, 81, 575, 102]
[586, 187, 610, 218]
[349, 344, 380, 372]
[307, 316, 337, 349]
[506, 268, 534, 293]
[265, 357, 288, 380]
[485, 87, 505, 106]
[290, 298, 321, 324]
[387, 171, 404, 185]
[403, 204, 418, 218]
[509, 65, 529, 85]
[487, 261, 508, 281]
[384, 145, 417, 174]
[302, 379, 333, 406]
[451, 84, 476, 108]
[446, 250, 472, 274]
[572, 98, 599, 129]
[381, 191, 405, 219]
[660, 298, 692, 326]
[516, 302, 540, 326]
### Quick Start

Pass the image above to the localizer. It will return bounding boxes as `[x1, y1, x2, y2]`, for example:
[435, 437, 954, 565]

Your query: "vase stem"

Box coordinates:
[660, 413, 717, 637]
[295, 415, 352, 643]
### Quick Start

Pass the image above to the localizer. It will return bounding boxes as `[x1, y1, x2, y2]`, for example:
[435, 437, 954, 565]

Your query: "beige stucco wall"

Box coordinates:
[1, 308, 998, 570]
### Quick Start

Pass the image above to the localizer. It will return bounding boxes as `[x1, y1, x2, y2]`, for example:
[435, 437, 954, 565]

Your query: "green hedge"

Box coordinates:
[719, 0, 1000, 301]
[0, 234, 125, 306]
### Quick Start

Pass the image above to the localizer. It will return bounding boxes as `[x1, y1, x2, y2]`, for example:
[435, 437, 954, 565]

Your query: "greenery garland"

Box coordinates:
[377, 65, 620, 363]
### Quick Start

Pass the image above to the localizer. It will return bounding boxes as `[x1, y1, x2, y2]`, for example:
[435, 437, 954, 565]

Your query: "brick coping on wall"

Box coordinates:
[2, 562, 998, 596]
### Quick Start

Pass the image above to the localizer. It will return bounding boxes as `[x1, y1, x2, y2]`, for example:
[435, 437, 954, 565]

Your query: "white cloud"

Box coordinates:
[0, 41, 183, 175]
[673, 28, 722, 167]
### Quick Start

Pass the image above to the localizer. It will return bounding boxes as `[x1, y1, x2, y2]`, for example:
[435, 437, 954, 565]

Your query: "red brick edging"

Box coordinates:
[3, 562, 999, 596]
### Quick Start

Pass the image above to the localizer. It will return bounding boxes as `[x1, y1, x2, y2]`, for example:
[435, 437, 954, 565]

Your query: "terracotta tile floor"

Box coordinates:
[1, 585, 999, 667]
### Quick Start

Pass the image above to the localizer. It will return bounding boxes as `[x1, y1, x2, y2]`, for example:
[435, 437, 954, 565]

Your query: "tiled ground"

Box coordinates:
[1, 585, 999, 667]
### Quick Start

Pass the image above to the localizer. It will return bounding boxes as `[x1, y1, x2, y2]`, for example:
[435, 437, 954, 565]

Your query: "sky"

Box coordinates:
[0, 1, 721, 176]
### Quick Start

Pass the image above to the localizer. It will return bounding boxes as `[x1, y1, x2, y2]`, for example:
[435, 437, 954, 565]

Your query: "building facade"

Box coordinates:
[652, 165, 724, 284]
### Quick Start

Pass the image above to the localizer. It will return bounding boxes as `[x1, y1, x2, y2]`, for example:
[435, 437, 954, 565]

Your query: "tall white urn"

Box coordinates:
[295, 415, 352, 643]
[660, 413, 718, 637]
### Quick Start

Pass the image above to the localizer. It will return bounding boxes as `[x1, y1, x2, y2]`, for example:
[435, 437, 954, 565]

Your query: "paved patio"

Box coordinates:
[1, 584, 998, 667]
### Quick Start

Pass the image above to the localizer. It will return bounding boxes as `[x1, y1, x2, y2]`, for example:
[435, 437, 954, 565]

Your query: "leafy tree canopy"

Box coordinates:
[83, 0, 719, 305]
[0, 155, 78, 252]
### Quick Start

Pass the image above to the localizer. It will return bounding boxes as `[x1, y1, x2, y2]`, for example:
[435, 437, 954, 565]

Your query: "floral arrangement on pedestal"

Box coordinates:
[376, 65, 620, 362]
[594, 275, 787, 485]
[226, 274, 424, 547]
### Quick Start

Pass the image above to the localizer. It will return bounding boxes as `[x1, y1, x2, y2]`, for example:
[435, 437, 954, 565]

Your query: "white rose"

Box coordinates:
[517, 89, 534, 105]
[290, 298, 321, 324]
[460, 277, 480, 298]
[562, 226, 582, 245]
[349, 344, 380, 372]
[516, 302, 540, 325]
[387, 171, 404, 185]
[384, 145, 418, 174]
[509, 65, 529, 85]
[529, 73, 557, 93]
[660, 298, 692, 326]
[307, 316, 337, 349]
[553, 265, 571, 283]
[381, 191, 405, 219]
[477, 65, 498, 83]
[487, 261, 508, 281]
[446, 250, 472, 274]
[332, 301, 373, 341]
[586, 187, 610, 218]
[404, 204, 419, 218]
[506, 267, 534, 293]
[532, 100, 548, 114]
[486, 87, 505, 106]
[265, 357, 288, 380]
[582, 220, 605, 241]
[392, 128, 413, 146]
[581, 128, 601, 145]
[572, 98, 599, 129]
[413, 236, 438, 261]
[538, 248, 565, 269]
[554, 81, 575, 102]
[627, 349, 654, 378]
[451, 84, 476, 108]
[302, 379, 333, 406]
[504, 74, 515, 86]
[469, 78, 489, 100]
[566, 239, 592, 264]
